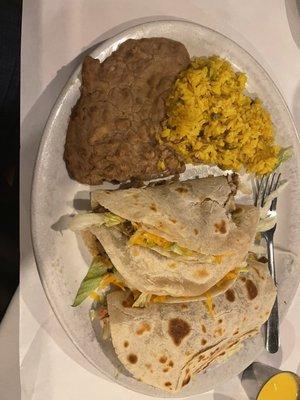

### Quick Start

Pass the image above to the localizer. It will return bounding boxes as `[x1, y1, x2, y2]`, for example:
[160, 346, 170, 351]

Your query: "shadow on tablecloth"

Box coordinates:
[285, 0, 300, 50]
[0, 0, 21, 322]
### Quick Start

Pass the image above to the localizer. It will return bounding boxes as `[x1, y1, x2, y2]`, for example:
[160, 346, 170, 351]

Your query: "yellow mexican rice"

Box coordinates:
[159, 56, 280, 174]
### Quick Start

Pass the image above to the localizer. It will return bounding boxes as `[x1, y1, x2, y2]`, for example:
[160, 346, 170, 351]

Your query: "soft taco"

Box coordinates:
[71, 176, 259, 301]
[105, 260, 276, 393]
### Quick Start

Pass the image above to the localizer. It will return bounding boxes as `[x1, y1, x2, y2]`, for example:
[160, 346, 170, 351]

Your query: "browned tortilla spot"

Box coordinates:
[136, 322, 151, 335]
[201, 324, 207, 333]
[253, 267, 265, 280]
[150, 203, 157, 212]
[175, 187, 188, 193]
[181, 304, 188, 309]
[168, 361, 174, 367]
[219, 351, 226, 356]
[168, 318, 191, 346]
[258, 256, 268, 264]
[225, 289, 235, 302]
[214, 220, 227, 234]
[163, 367, 169, 373]
[165, 382, 172, 387]
[170, 218, 177, 223]
[127, 354, 138, 364]
[122, 292, 135, 308]
[182, 375, 191, 387]
[218, 319, 223, 324]
[201, 339, 207, 345]
[215, 328, 223, 336]
[194, 228, 199, 235]
[159, 356, 167, 364]
[124, 341, 129, 348]
[210, 347, 220, 356]
[194, 269, 209, 279]
[233, 330, 239, 335]
[246, 279, 258, 300]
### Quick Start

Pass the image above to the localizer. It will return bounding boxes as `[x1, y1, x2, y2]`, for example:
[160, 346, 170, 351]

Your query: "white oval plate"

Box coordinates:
[31, 20, 300, 397]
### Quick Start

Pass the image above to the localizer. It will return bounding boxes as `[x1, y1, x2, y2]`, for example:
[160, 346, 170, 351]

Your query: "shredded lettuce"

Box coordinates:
[89, 309, 97, 322]
[69, 212, 124, 231]
[72, 256, 112, 307]
[276, 146, 293, 168]
[103, 212, 125, 227]
[169, 243, 185, 255]
[260, 180, 288, 219]
[168, 244, 216, 262]
[69, 213, 105, 231]
[256, 179, 288, 233]
[238, 266, 248, 273]
[132, 292, 153, 308]
[100, 317, 111, 340]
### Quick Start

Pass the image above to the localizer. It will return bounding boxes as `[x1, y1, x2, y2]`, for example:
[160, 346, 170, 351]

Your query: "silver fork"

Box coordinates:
[254, 172, 281, 354]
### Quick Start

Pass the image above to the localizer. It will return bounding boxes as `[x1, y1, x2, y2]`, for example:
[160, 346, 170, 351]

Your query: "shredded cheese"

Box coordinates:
[132, 293, 153, 307]
[129, 230, 201, 257]
[213, 255, 224, 264]
[152, 295, 167, 303]
[223, 271, 238, 280]
[89, 292, 101, 302]
[157, 160, 166, 171]
[205, 293, 215, 317]
[99, 274, 126, 290]
[129, 230, 171, 249]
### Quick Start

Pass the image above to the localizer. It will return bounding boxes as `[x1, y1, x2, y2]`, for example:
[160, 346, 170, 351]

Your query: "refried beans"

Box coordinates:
[64, 38, 190, 185]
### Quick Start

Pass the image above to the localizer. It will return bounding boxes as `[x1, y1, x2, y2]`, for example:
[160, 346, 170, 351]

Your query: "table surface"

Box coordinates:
[1, 0, 300, 399]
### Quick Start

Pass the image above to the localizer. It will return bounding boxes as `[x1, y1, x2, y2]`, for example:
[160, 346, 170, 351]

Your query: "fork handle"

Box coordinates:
[265, 237, 279, 353]
[266, 237, 277, 283]
[266, 297, 279, 353]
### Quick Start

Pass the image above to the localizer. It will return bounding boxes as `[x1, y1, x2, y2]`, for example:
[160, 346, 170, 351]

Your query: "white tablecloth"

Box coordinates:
[2, 1, 300, 399]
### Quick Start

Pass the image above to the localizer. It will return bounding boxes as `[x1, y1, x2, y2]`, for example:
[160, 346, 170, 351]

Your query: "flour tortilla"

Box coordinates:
[88, 204, 258, 297]
[91, 175, 258, 256]
[81, 228, 239, 301]
[106, 260, 276, 393]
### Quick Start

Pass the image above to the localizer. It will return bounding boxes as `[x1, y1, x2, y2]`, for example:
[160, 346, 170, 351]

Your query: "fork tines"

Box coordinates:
[254, 172, 281, 208]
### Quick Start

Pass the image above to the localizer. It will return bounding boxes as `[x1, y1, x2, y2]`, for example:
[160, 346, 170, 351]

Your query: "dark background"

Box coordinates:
[0, 0, 22, 321]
